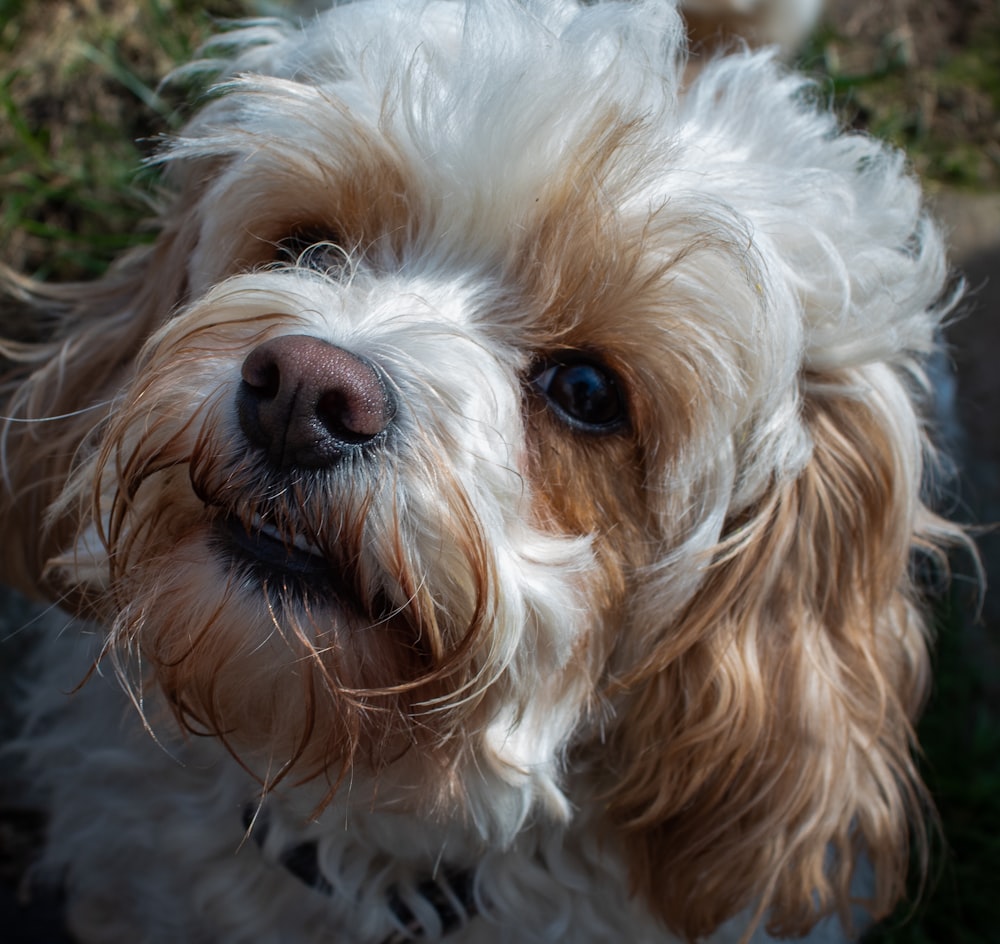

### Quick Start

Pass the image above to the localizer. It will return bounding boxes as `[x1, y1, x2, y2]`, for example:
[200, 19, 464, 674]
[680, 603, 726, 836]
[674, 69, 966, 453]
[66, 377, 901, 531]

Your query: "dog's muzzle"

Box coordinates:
[220, 333, 397, 598]
[237, 334, 396, 470]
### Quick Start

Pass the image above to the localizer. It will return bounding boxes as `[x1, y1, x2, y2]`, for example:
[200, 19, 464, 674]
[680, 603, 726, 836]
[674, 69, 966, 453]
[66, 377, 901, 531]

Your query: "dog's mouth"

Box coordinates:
[217, 513, 335, 587]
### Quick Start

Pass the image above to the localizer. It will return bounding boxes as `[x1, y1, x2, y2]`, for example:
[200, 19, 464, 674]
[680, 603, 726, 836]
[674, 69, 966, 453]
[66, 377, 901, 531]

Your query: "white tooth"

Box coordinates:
[251, 514, 324, 559]
[291, 533, 323, 557]
[255, 520, 287, 545]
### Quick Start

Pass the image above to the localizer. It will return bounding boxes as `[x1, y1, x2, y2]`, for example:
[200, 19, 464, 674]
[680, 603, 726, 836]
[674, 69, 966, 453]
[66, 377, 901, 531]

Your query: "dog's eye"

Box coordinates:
[275, 231, 347, 275]
[532, 355, 626, 432]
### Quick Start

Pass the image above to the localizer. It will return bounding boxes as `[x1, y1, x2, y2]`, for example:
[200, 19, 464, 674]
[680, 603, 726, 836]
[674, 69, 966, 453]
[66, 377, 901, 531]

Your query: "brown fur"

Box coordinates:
[602, 370, 944, 939]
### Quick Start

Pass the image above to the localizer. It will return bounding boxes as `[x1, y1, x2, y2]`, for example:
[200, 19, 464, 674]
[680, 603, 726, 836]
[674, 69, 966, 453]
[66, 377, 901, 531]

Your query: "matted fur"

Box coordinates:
[1, 1, 964, 942]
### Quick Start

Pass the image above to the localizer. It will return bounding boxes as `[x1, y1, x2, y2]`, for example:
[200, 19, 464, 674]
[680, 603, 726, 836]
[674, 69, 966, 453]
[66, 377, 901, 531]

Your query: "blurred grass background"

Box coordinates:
[0, 0, 242, 280]
[3, 0, 996, 276]
[803, 2, 999, 191]
[1, 1, 998, 942]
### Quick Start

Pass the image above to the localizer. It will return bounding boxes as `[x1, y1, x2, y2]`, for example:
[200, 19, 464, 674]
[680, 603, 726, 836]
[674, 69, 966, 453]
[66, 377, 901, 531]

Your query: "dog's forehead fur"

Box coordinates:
[173, 2, 689, 303]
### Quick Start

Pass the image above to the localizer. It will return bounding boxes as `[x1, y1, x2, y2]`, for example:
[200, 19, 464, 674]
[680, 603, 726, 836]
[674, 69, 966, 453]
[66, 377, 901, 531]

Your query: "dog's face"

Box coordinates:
[1, 1, 958, 937]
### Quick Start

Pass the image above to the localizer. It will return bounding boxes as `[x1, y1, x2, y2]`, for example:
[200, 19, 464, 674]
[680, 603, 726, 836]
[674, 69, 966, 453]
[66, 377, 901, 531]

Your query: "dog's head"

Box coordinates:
[1, 0, 961, 937]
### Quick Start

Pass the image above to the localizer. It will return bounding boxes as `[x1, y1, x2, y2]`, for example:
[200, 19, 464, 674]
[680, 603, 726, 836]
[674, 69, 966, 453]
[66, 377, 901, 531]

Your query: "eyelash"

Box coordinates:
[274, 231, 348, 275]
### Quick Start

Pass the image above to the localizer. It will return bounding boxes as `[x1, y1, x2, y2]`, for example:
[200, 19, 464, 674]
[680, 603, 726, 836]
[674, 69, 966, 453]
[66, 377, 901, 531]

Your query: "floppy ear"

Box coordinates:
[603, 358, 958, 940]
[0, 211, 196, 599]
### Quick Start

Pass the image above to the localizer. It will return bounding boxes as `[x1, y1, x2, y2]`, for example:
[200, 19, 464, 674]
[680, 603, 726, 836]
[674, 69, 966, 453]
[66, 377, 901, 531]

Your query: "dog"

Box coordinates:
[0, 1, 963, 941]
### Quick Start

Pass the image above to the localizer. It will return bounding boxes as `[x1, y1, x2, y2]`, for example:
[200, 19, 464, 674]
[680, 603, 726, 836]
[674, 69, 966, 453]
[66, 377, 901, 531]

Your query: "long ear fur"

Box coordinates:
[604, 360, 960, 941]
[0, 217, 194, 599]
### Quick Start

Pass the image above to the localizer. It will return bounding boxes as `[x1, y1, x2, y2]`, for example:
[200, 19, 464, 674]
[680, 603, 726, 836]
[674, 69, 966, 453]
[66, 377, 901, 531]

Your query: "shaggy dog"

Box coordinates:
[1, 1, 961, 941]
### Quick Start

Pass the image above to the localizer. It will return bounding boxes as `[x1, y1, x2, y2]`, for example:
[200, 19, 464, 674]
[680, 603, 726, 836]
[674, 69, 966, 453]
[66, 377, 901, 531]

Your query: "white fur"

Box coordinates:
[19, 616, 867, 943]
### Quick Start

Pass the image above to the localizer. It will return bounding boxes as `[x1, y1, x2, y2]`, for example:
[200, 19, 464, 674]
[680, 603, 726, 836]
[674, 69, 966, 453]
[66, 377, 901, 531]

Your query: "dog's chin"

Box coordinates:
[94, 505, 461, 772]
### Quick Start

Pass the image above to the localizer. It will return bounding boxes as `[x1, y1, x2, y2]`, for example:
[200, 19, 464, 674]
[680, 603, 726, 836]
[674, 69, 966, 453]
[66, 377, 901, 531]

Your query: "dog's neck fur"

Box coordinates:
[246, 804, 478, 942]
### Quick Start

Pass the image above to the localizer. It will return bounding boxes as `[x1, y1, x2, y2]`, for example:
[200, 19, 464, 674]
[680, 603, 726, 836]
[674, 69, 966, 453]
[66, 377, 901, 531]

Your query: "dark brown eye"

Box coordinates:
[532, 354, 626, 432]
[275, 230, 347, 275]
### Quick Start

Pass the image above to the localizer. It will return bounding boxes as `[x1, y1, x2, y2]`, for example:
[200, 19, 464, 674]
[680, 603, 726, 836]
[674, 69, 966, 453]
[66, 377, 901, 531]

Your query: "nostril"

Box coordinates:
[316, 387, 393, 444]
[236, 334, 395, 469]
[241, 351, 282, 400]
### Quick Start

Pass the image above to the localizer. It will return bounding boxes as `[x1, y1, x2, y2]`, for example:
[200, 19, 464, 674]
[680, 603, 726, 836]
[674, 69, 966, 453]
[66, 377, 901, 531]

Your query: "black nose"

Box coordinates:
[237, 334, 395, 469]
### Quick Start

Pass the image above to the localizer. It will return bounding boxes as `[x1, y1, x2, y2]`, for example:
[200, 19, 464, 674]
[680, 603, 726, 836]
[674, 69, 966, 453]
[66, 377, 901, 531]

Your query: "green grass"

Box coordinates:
[801, 17, 1000, 190]
[0, 0, 241, 280]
